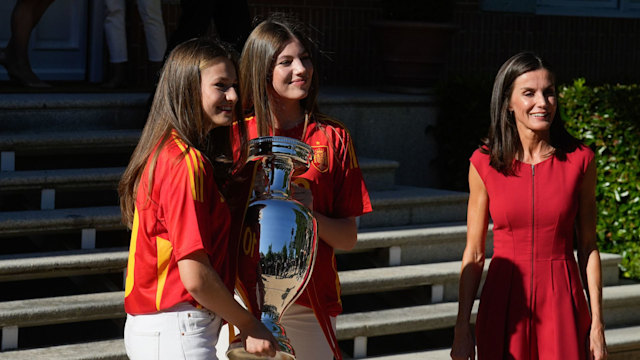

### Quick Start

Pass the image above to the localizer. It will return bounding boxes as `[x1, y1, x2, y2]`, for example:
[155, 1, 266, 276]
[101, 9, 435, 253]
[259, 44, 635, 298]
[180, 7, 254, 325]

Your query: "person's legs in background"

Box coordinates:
[135, 0, 166, 86]
[102, 0, 128, 88]
[0, 0, 55, 87]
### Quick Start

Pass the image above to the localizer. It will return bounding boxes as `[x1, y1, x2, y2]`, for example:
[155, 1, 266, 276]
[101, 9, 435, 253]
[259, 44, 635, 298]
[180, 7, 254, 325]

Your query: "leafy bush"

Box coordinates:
[560, 79, 640, 279]
[433, 77, 640, 279]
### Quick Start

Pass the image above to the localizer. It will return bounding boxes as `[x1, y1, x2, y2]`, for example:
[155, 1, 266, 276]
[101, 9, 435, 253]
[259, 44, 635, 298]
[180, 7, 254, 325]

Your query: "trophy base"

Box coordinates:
[226, 340, 295, 360]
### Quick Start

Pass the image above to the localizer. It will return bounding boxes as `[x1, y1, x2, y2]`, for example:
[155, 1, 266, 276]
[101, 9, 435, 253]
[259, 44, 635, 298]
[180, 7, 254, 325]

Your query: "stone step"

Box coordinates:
[0, 160, 394, 194]
[603, 283, 640, 328]
[0, 338, 127, 360]
[0, 130, 139, 171]
[346, 222, 622, 287]
[360, 187, 468, 228]
[0, 93, 148, 133]
[337, 284, 640, 340]
[345, 223, 490, 265]
[358, 157, 399, 191]
[336, 301, 473, 358]
[357, 324, 640, 359]
[0, 187, 466, 237]
[0, 294, 461, 357]
[0, 167, 125, 192]
[0, 206, 122, 238]
[0, 89, 436, 187]
[605, 325, 640, 360]
[320, 87, 439, 187]
[0, 269, 635, 356]
[0, 222, 465, 278]
[4, 325, 638, 360]
[340, 252, 622, 302]
[0, 291, 125, 329]
[2, 223, 465, 280]
[0, 130, 141, 155]
[0, 247, 622, 299]
[356, 349, 451, 360]
[338, 283, 640, 358]
[2, 280, 636, 332]
[0, 248, 127, 282]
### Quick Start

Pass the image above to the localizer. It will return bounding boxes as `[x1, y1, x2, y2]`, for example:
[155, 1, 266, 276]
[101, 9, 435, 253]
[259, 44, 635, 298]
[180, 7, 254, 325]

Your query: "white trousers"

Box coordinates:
[281, 303, 336, 360]
[104, 0, 167, 62]
[125, 303, 222, 360]
[215, 302, 336, 360]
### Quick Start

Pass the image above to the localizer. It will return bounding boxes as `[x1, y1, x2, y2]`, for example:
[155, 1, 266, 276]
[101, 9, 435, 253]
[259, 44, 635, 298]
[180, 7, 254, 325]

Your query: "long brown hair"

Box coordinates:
[483, 51, 580, 175]
[239, 14, 320, 136]
[119, 38, 248, 228]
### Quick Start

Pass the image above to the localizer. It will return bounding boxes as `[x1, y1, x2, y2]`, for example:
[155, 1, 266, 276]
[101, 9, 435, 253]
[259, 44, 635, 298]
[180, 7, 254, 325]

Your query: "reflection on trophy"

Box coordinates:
[227, 136, 318, 360]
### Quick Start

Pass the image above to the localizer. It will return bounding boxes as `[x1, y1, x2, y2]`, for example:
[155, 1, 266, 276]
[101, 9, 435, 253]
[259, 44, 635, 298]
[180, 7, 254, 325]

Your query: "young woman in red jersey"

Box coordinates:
[118, 38, 276, 360]
[451, 52, 607, 360]
[219, 15, 372, 360]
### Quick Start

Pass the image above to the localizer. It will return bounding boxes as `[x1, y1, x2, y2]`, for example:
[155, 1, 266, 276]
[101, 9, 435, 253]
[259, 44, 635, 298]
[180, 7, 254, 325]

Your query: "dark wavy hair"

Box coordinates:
[482, 51, 581, 175]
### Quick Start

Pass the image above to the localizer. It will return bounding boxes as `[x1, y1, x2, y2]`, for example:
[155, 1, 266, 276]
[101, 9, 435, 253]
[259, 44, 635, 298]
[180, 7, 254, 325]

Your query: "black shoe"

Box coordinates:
[0, 48, 52, 88]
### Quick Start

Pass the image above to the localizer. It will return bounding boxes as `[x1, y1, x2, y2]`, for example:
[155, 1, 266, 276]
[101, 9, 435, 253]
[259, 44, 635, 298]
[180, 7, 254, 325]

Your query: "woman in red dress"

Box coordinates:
[451, 52, 607, 360]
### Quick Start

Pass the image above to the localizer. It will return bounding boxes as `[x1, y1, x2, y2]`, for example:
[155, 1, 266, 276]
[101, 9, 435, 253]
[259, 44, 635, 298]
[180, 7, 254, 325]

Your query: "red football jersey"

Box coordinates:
[124, 131, 233, 315]
[232, 114, 372, 317]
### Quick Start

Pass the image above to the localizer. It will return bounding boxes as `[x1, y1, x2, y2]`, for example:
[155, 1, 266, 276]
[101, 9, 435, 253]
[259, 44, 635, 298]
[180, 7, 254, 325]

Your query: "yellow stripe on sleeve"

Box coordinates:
[187, 148, 199, 201]
[196, 150, 205, 202]
[188, 148, 205, 202]
[155, 236, 173, 311]
[173, 138, 206, 202]
[124, 208, 140, 298]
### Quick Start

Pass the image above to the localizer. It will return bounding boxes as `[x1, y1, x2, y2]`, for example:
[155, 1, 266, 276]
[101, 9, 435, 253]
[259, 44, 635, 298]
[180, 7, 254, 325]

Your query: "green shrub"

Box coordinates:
[560, 79, 640, 279]
[434, 77, 640, 279]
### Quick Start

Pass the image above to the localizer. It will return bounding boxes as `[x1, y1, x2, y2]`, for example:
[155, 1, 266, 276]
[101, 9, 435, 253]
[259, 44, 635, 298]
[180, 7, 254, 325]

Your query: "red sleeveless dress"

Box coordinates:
[470, 146, 593, 360]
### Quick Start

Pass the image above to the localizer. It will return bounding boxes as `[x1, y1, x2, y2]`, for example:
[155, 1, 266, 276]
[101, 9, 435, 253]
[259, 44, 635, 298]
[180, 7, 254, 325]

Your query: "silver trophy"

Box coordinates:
[227, 136, 318, 360]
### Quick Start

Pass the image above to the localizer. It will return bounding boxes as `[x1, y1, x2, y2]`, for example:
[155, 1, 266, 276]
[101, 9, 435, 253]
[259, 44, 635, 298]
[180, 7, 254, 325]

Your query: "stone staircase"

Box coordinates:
[1, 91, 639, 360]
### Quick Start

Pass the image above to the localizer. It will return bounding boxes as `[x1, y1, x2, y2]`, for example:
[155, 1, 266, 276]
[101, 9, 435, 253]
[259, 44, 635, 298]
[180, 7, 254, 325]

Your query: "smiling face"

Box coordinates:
[269, 37, 313, 103]
[508, 68, 557, 134]
[201, 57, 238, 131]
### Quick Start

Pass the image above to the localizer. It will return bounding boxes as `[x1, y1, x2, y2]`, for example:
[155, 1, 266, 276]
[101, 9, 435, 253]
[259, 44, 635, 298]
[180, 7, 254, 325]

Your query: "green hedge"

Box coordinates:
[560, 79, 640, 279]
[433, 78, 640, 279]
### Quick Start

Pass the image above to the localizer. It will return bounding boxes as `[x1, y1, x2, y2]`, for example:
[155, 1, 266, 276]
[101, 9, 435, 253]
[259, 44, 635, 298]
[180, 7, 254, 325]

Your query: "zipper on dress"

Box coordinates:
[529, 164, 535, 358]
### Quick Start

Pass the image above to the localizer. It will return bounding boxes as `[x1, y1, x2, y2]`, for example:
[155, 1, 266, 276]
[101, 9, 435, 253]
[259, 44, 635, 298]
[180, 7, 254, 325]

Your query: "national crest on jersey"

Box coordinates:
[311, 143, 329, 173]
